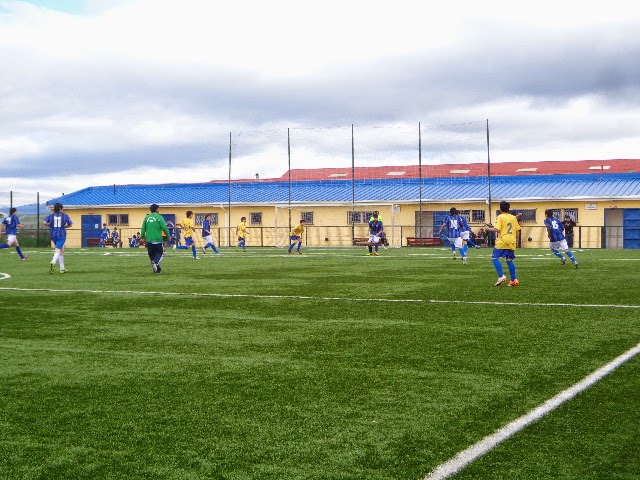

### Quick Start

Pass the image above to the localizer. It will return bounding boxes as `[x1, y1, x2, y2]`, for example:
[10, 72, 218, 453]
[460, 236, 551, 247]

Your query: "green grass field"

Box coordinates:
[1, 246, 639, 480]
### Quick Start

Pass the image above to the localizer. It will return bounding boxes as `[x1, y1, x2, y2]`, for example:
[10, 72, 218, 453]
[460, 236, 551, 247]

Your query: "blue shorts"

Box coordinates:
[53, 237, 66, 249]
[492, 248, 516, 260]
[290, 235, 301, 241]
[185, 237, 195, 246]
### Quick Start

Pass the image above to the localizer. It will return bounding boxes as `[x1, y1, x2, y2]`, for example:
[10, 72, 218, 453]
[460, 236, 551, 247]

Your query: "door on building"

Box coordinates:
[81, 215, 102, 247]
[604, 209, 623, 249]
[623, 209, 640, 248]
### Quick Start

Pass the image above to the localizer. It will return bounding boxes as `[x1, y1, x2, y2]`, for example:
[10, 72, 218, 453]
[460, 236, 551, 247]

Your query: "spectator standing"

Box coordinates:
[563, 214, 577, 248]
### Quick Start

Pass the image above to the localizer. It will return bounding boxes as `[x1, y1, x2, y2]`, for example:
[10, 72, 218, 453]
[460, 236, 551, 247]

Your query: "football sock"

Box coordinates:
[0, 244, 8, 249]
[191, 246, 197, 258]
[59, 255, 65, 270]
[52, 252, 60, 265]
[552, 249, 563, 259]
[507, 260, 516, 280]
[212, 245, 219, 254]
[567, 251, 576, 262]
[176, 245, 187, 250]
[492, 258, 504, 277]
[463, 244, 468, 254]
[16, 246, 24, 258]
[297, 245, 301, 252]
[468, 239, 477, 247]
[288, 244, 294, 252]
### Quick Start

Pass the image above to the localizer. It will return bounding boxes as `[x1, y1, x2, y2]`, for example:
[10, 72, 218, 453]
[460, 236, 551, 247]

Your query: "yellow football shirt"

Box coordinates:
[180, 217, 195, 238]
[290, 224, 305, 236]
[237, 221, 247, 238]
[494, 213, 520, 250]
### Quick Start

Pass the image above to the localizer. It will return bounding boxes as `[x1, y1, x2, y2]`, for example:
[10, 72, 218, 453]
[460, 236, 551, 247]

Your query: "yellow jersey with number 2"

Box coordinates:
[494, 213, 520, 250]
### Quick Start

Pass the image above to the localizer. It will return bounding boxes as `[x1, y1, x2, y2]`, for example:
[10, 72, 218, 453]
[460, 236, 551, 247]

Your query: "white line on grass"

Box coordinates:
[1, 286, 640, 309]
[423, 341, 640, 480]
[0, 273, 11, 281]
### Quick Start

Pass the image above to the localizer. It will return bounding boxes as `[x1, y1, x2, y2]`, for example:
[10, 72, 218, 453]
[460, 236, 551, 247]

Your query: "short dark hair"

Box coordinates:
[54, 202, 63, 212]
[449, 207, 457, 215]
[9, 207, 16, 215]
[545, 209, 554, 218]
[150, 204, 159, 212]
[499, 201, 510, 213]
[186, 210, 193, 217]
[564, 214, 571, 218]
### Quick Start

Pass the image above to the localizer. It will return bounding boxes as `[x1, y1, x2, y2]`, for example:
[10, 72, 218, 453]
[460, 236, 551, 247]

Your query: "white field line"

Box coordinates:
[1, 286, 640, 309]
[0, 273, 11, 281]
[423, 341, 640, 480]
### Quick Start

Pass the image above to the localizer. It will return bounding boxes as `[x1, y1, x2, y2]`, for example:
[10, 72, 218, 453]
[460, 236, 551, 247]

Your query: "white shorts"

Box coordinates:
[550, 239, 569, 251]
[369, 234, 381, 244]
[204, 235, 213, 244]
[5, 234, 16, 245]
[461, 231, 470, 240]
[449, 237, 463, 248]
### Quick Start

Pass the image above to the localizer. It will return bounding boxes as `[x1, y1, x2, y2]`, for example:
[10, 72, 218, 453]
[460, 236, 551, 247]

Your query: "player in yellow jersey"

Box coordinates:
[287, 219, 305, 254]
[174, 210, 199, 259]
[236, 216, 248, 252]
[485, 200, 521, 286]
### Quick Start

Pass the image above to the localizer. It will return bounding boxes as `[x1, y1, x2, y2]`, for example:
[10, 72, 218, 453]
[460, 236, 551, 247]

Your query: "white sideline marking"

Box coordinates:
[1, 286, 640, 310]
[0, 272, 11, 281]
[424, 342, 640, 480]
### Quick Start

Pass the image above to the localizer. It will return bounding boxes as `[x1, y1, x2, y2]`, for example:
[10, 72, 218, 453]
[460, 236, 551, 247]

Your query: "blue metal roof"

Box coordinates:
[47, 172, 640, 207]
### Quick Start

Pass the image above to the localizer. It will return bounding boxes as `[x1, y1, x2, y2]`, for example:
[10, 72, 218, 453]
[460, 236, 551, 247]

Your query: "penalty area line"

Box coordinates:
[423, 342, 640, 480]
[1, 286, 640, 310]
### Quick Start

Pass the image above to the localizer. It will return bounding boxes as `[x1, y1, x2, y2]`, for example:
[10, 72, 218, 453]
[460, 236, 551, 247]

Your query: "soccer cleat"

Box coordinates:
[214, 252, 221, 255]
[172, 245, 177, 250]
[235, 246, 239, 252]
[151, 262, 158, 273]
[372, 252, 379, 256]
[156, 265, 161, 273]
[462, 257, 467, 265]
[561, 257, 566, 265]
[297, 251, 302, 254]
[242, 249, 247, 252]
[452, 253, 456, 260]
[366, 252, 372, 256]
[574, 262, 579, 269]
[201, 246, 206, 254]
[59, 270, 66, 274]
[288, 251, 292, 254]
[49, 263, 55, 274]
[22, 255, 28, 261]
[193, 257, 200, 260]
[508, 279, 520, 287]
[475, 245, 480, 249]
[495, 275, 507, 286]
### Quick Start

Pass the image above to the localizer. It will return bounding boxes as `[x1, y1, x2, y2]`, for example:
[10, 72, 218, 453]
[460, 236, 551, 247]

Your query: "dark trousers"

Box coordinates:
[566, 233, 574, 248]
[146, 242, 165, 264]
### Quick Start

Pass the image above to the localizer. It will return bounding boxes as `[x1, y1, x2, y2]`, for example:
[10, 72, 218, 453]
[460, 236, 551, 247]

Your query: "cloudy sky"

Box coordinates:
[1, 0, 639, 203]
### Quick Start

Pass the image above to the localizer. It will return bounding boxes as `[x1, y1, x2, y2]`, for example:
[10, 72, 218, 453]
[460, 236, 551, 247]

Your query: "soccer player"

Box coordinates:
[288, 219, 305, 254]
[175, 210, 199, 259]
[0, 207, 27, 260]
[367, 214, 384, 256]
[236, 216, 248, 252]
[43, 202, 73, 274]
[437, 207, 468, 265]
[141, 204, 170, 273]
[485, 200, 520, 286]
[201, 214, 220, 255]
[544, 209, 578, 268]
[98, 223, 110, 247]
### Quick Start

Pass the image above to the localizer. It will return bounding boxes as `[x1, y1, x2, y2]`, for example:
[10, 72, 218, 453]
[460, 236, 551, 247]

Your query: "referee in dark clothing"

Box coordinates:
[563, 214, 577, 248]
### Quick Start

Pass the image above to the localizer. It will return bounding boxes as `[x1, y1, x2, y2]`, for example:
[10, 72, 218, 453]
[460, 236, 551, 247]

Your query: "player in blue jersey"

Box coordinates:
[43, 202, 73, 274]
[98, 223, 110, 247]
[0, 208, 28, 260]
[437, 207, 468, 265]
[201, 214, 221, 254]
[544, 209, 578, 268]
[366, 214, 384, 256]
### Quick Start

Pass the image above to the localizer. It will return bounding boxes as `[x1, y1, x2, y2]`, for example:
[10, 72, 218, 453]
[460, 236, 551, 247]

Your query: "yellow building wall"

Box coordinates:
[57, 199, 635, 249]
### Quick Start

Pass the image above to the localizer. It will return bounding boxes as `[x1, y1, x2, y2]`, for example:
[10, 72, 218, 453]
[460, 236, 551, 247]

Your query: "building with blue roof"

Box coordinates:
[46, 161, 640, 249]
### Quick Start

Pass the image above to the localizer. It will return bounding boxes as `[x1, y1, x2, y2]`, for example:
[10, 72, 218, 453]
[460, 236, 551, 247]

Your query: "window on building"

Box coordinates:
[347, 211, 376, 224]
[499, 209, 536, 223]
[457, 210, 470, 222]
[300, 211, 314, 224]
[119, 214, 129, 226]
[471, 210, 485, 223]
[195, 213, 218, 225]
[107, 213, 129, 226]
[563, 208, 578, 222]
[250, 212, 262, 225]
[108, 214, 118, 225]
